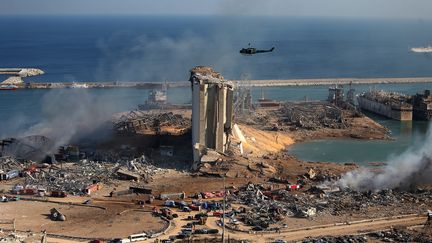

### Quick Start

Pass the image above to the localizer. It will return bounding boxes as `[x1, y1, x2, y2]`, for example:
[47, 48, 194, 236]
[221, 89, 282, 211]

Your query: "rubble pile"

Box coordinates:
[0, 156, 24, 172]
[368, 228, 415, 242]
[12, 155, 164, 196]
[123, 155, 164, 182]
[301, 227, 429, 243]
[228, 183, 317, 230]
[113, 110, 191, 135]
[0, 231, 44, 243]
[301, 235, 368, 243]
[276, 102, 346, 130]
[309, 188, 432, 216]
[302, 230, 431, 243]
[23, 160, 117, 195]
[233, 184, 287, 229]
[226, 182, 432, 231]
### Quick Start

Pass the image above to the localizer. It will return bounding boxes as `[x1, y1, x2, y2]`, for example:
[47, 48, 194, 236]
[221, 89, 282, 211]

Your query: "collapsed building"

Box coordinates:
[189, 67, 234, 165]
[277, 102, 347, 130]
[113, 110, 190, 136]
[0, 135, 54, 161]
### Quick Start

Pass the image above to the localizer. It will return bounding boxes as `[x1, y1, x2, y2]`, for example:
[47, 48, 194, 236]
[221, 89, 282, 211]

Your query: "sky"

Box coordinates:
[1, 0, 432, 19]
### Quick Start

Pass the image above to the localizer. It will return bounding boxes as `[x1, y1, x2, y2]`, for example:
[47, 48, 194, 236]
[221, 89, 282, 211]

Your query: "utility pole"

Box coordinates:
[222, 175, 226, 243]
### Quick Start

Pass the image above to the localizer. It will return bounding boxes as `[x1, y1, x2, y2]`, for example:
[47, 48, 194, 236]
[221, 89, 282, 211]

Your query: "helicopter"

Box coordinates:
[239, 43, 275, 55]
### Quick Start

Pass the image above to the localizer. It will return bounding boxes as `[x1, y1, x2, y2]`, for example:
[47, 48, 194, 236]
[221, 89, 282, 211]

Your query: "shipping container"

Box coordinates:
[50, 191, 67, 197]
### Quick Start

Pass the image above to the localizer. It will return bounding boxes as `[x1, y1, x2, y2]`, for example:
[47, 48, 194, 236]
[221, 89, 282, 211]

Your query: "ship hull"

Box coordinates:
[357, 97, 412, 121]
[412, 108, 432, 121]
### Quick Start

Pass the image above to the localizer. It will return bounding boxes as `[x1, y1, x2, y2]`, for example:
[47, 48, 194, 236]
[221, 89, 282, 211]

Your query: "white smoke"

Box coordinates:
[337, 125, 432, 191]
[18, 89, 120, 150]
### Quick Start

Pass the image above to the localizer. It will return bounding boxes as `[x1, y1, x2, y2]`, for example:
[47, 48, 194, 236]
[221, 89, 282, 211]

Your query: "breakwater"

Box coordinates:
[15, 77, 432, 89]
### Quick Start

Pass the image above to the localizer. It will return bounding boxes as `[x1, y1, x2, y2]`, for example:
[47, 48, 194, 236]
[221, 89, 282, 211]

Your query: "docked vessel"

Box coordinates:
[138, 89, 167, 110]
[411, 90, 432, 120]
[357, 90, 412, 121]
[411, 46, 432, 53]
[0, 84, 18, 90]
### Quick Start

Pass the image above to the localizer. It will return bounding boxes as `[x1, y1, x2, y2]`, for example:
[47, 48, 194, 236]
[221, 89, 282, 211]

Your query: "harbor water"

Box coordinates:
[1, 16, 432, 164]
[1, 82, 432, 165]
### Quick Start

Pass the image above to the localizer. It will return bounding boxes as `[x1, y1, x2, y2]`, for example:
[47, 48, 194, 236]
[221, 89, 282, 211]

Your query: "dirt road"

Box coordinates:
[206, 214, 427, 242]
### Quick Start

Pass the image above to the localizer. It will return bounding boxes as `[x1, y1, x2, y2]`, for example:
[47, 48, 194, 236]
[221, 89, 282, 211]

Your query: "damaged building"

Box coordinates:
[189, 66, 234, 165]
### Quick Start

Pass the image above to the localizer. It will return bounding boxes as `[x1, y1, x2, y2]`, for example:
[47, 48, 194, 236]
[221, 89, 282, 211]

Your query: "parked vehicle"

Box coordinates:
[207, 229, 219, 234]
[163, 200, 176, 207]
[182, 206, 192, 212]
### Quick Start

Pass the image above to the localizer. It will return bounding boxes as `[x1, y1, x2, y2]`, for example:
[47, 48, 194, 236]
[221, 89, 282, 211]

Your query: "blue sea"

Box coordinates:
[1, 16, 432, 82]
[1, 15, 432, 164]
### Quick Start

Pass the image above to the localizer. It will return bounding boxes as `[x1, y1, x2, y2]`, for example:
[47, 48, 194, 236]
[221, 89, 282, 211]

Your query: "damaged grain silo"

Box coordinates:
[189, 66, 234, 165]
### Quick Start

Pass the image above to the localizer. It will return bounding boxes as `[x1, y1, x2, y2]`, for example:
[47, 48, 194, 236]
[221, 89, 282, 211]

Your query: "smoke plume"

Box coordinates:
[16, 89, 118, 150]
[95, 31, 241, 82]
[337, 126, 432, 191]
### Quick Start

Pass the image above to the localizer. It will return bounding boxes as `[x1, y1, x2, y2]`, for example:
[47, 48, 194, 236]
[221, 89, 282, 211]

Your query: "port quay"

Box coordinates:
[20, 77, 432, 89]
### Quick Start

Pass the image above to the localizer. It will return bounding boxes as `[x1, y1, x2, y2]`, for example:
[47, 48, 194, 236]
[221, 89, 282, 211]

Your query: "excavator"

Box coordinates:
[239, 43, 275, 55]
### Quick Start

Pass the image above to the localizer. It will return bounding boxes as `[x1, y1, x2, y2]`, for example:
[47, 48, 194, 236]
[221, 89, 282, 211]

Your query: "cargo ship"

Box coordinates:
[357, 90, 412, 121]
[411, 90, 432, 120]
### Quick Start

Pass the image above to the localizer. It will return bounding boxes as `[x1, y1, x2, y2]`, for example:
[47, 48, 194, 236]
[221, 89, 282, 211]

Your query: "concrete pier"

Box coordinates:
[235, 77, 432, 87]
[4, 76, 432, 89]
